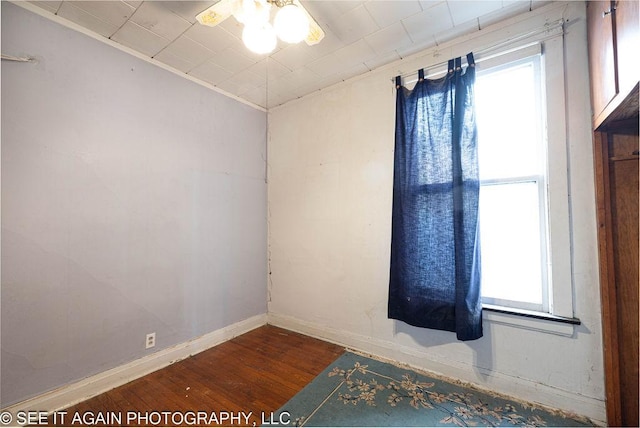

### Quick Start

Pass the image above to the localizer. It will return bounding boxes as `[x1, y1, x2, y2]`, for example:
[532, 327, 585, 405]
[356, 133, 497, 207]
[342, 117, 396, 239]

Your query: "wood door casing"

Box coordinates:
[608, 133, 639, 427]
[595, 126, 639, 427]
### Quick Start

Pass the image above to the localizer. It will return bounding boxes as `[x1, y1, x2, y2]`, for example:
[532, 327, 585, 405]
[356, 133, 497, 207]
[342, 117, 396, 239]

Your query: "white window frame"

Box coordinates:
[476, 53, 550, 313]
[475, 36, 573, 320]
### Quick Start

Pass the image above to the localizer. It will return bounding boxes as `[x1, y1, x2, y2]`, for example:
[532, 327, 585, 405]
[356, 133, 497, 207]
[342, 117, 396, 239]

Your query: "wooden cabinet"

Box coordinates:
[615, 1, 639, 97]
[587, 0, 639, 129]
[587, 1, 617, 121]
[588, 2, 640, 426]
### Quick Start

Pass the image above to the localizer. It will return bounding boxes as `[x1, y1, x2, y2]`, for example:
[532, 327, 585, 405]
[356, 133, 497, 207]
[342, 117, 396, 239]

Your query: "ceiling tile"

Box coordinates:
[268, 67, 319, 95]
[129, 2, 192, 40]
[285, 67, 321, 90]
[265, 79, 290, 98]
[335, 62, 371, 81]
[242, 86, 268, 108]
[270, 30, 345, 71]
[234, 68, 268, 92]
[306, 39, 376, 78]
[123, 1, 143, 8]
[216, 68, 265, 95]
[301, 1, 365, 27]
[364, 50, 402, 70]
[154, 49, 195, 73]
[396, 36, 437, 58]
[479, 1, 529, 29]
[419, 0, 444, 9]
[303, 52, 343, 76]
[153, 1, 216, 24]
[326, 4, 380, 45]
[247, 58, 291, 82]
[364, 22, 413, 56]
[293, 74, 343, 100]
[213, 80, 242, 96]
[447, 0, 503, 26]
[207, 47, 256, 73]
[219, 17, 244, 40]
[189, 60, 234, 85]
[270, 43, 318, 71]
[266, 91, 292, 109]
[71, 1, 136, 28]
[111, 21, 170, 57]
[183, 23, 239, 54]
[237, 43, 282, 63]
[57, 2, 119, 37]
[303, 29, 348, 58]
[364, 0, 423, 29]
[402, 1, 453, 43]
[433, 17, 479, 45]
[156, 35, 215, 67]
[29, 1, 62, 13]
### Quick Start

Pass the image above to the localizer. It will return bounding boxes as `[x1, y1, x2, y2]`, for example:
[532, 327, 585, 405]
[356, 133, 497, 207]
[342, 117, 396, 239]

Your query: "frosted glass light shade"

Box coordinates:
[234, 0, 270, 26]
[242, 22, 277, 54]
[274, 4, 309, 44]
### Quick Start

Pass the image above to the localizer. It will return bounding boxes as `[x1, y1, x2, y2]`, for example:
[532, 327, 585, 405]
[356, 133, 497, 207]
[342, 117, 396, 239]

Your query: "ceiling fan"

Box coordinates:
[196, 0, 325, 54]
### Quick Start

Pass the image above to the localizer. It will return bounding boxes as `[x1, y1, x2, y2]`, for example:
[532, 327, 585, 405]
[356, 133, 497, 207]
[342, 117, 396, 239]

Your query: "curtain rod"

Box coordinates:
[391, 18, 565, 83]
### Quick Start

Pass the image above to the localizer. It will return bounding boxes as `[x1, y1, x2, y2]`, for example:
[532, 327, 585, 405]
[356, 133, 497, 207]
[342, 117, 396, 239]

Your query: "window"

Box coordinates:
[475, 54, 550, 313]
[473, 36, 574, 320]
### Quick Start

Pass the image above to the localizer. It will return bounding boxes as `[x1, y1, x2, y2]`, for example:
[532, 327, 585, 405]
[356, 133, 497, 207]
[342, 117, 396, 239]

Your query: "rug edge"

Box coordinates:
[343, 349, 595, 426]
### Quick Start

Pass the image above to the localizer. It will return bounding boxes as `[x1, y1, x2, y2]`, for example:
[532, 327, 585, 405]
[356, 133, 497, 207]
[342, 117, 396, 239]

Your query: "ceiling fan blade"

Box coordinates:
[292, 0, 325, 45]
[196, 0, 236, 27]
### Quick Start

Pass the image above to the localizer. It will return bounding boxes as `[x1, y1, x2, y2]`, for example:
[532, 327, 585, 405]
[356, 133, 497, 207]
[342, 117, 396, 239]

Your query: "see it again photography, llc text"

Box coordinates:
[0, 410, 292, 426]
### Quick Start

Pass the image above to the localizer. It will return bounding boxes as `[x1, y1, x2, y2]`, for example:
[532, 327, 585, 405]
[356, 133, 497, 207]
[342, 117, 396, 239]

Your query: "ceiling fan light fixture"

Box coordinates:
[234, 0, 270, 26]
[242, 22, 277, 54]
[196, 0, 324, 54]
[274, 4, 309, 44]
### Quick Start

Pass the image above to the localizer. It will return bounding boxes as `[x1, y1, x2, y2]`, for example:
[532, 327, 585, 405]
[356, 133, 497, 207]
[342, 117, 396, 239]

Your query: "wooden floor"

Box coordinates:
[48, 325, 344, 426]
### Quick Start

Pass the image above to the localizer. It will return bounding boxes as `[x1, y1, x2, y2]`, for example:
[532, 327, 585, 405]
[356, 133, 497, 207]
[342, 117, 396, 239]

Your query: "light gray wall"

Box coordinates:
[1, 2, 267, 407]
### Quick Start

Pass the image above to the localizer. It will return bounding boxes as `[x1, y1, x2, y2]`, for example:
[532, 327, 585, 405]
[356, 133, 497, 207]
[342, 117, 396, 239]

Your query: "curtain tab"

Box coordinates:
[418, 69, 425, 81]
[448, 59, 454, 74]
[467, 52, 475, 67]
[395, 75, 402, 89]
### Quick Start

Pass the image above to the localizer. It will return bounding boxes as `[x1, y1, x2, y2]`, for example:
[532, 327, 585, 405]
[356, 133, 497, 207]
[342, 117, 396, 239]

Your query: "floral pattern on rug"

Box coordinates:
[274, 352, 593, 427]
[327, 362, 552, 427]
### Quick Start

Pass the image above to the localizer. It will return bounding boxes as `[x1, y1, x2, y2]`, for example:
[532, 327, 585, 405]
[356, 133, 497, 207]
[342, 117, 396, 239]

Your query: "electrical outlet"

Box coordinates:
[145, 332, 156, 349]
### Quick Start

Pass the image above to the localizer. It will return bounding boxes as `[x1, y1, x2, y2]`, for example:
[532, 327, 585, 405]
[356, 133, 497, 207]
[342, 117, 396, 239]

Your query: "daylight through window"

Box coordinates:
[476, 54, 550, 312]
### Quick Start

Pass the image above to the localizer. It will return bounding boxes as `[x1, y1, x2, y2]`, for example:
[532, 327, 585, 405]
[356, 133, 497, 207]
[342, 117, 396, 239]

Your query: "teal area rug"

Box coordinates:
[274, 352, 593, 427]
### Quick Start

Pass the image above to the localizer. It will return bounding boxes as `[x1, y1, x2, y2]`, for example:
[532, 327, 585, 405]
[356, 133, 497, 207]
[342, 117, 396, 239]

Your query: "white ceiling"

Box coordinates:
[28, 0, 551, 108]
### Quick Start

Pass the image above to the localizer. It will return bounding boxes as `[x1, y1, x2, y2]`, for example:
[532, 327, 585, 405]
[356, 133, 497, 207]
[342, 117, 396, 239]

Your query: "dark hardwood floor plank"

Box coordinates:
[48, 325, 344, 426]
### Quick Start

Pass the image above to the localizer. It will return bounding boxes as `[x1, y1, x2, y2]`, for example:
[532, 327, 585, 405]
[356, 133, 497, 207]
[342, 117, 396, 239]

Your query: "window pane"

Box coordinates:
[479, 182, 544, 308]
[476, 59, 543, 180]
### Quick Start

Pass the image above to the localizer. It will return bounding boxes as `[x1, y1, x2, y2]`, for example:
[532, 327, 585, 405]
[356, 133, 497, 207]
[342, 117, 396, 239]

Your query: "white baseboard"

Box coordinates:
[3, 311, 605, 425]
[3, 314, 267, 415]
[267, 312, 606, 425]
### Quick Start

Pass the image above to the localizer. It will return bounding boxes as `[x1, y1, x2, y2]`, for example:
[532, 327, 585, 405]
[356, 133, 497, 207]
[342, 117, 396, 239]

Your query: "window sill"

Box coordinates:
[482, 304, 580, 337]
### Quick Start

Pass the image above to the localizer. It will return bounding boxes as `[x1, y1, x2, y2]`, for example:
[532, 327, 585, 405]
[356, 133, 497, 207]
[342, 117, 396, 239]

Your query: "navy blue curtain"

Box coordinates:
[388, 53, 482, 341]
